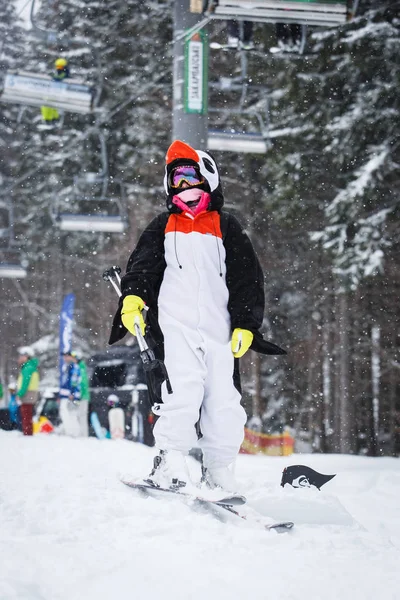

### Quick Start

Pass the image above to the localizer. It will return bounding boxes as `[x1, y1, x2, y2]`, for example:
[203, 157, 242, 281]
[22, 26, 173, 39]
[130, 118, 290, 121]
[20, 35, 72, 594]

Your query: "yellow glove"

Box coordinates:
[121, 295, 146, 336]
[231, 328, 253, 358]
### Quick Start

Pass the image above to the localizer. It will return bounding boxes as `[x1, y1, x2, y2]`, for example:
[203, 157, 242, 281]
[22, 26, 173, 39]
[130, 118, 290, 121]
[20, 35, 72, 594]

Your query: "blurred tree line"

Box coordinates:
[0, 0, 399, 454]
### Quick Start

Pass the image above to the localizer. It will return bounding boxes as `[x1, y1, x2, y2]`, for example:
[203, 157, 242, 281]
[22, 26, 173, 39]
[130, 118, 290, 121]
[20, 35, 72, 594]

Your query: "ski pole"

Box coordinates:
[102, 266, 122, 297]
[103, 267, 152, 351]
[112, 265, 122, 286]
[103, 267, 149, 340]
[103, 267, 151, 340]
[103, 266, 173, 396]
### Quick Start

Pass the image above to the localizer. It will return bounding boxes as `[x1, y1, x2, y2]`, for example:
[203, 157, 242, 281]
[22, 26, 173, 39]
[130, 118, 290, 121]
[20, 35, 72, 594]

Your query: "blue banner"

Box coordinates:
[59, 293, 75, 389]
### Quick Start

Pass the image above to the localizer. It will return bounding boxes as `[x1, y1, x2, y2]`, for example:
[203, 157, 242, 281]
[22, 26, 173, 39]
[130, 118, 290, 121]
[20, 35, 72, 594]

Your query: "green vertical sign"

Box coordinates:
[184, 29, 208, 114]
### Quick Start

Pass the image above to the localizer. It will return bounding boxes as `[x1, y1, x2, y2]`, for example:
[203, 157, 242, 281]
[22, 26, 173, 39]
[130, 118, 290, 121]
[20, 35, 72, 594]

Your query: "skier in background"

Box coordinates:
[227, 20, 254, 50]
[274, 23, 302, 52]
[41, 57, 70, 124]
[72, 350, 90, 437]
[109, 139, 285, 495]
[53, 57, 70, 80]
[7, 381, 20, 429]
[59, 350, 81, 437]
[16, 347, 40, 436]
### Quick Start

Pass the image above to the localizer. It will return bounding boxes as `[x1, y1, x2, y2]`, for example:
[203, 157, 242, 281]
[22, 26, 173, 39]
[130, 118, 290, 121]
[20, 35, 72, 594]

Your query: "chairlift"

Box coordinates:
[56, 178, 128, 233]
[209, 42, 265, 109]
[54, 130, 128, 233]
[188, 0, 359, 59]
[208, 130, 268, 153]
[30, 0, 69, 45]
[58, 212, 127, 233]
[202, 0, 358, 27]
[1, 71, 94, 115]
[0, 0, 100, 116]
[208, 103, 270, 153]
[0, 204, 27, 279]
[208, 53, 270, 153]
[0, 263, 28, 279]
[211, 38, 252, 101]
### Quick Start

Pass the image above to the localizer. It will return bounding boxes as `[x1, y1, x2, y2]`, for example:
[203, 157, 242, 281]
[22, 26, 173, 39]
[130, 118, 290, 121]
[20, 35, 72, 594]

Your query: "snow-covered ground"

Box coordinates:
[1, 432, 399, 600]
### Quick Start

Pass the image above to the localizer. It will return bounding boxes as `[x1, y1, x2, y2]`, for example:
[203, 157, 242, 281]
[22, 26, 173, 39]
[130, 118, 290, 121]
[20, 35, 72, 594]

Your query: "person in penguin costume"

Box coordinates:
[109, 140, 286, 494]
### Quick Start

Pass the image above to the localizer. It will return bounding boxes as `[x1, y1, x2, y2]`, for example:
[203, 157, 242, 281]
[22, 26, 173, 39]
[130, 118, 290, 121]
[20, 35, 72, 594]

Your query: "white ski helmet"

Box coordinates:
[18, 346, 35, 357]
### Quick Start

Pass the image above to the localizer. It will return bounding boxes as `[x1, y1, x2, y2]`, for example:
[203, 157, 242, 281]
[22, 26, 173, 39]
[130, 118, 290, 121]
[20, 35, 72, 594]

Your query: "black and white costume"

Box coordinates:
[110, 141, 284, 473]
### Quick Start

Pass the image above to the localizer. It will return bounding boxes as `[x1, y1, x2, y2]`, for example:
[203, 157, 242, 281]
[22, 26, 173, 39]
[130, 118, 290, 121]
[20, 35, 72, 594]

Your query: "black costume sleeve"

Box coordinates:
[224, 213, 265, 332]
[108, 213, 167, 345]
[122, 213, 167, 304]
[223, 213, 286, 356]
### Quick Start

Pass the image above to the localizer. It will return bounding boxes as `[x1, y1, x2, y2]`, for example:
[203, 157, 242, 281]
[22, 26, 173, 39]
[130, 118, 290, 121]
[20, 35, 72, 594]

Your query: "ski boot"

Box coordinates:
[145, 449, 192, 491]
[201, 465, 241, 496]
[227, 36, 239, 49]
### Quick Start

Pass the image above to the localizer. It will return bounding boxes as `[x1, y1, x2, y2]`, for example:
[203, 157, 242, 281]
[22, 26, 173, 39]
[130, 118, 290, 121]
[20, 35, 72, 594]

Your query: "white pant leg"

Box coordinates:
[153, 323, 206, 453]
[78, 401, 89, 437]
[199, 339, 246, 469]
[59, 399, 80, 437]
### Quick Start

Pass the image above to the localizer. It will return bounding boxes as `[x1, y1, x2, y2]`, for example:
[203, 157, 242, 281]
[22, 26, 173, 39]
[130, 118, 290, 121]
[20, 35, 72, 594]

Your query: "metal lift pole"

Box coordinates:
[172, 0, 208, 148]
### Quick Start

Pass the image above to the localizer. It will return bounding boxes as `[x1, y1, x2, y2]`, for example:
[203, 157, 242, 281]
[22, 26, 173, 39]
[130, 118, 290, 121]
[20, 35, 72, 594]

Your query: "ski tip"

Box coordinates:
[215, 494, 247, 506]
[267, 521, 294, 532]
[121, 479, 140, 489]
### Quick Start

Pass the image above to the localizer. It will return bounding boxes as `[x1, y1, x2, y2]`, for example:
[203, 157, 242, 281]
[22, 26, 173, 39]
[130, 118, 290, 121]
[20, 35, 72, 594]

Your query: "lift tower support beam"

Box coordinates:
[172, 0, 208, 149]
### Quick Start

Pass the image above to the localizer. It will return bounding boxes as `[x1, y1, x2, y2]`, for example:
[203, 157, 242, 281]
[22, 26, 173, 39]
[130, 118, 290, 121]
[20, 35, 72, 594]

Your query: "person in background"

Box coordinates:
[59, 351, 82, 437]
[275, 23, 302, 52]
[41, 57, 70, 124]
[227, 20, 254, 50]
[60, 351, 81, 405]
[72, 350, 90, 437]
[16, 347, 40, 436]
[7, 381, 20, 429]
[0, 378, 4, 408]
[53, 57, 70, 81]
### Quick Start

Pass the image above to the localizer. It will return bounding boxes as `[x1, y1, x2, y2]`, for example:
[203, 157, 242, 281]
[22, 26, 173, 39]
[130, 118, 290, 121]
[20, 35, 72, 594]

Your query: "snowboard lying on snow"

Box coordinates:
[280, 464, 336, 490]
[121, 479, 294, 533]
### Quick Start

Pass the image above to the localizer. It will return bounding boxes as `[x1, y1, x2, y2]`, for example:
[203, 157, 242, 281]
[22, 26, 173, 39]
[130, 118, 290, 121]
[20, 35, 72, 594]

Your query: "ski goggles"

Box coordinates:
[170, 166, 204, 188]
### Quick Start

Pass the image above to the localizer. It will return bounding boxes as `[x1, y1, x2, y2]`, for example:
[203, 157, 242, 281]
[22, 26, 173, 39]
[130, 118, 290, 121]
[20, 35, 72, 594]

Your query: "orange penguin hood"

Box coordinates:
[164, 140, 224, 213]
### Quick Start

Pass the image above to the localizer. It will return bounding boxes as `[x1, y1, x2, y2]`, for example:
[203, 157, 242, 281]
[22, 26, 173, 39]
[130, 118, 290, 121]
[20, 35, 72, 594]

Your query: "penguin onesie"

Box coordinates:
[109, 140, 285, 471]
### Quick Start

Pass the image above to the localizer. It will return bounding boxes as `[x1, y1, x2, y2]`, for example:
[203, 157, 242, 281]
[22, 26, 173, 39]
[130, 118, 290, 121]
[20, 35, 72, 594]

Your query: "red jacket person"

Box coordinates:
[16, 346, 40, 436]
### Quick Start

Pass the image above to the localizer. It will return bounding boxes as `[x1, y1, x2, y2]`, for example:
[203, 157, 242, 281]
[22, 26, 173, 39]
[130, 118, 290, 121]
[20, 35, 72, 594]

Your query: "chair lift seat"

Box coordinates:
[208, 130, 268, 153]
[1, 71, 94, 114]
[0, 263, 27, 278]
[58, 214, 127, 233]
[205, 0, 349, 26]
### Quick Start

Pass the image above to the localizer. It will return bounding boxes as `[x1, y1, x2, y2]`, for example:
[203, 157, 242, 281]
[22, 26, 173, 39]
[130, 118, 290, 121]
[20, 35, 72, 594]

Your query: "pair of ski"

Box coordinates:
[122, 479, 294, 533]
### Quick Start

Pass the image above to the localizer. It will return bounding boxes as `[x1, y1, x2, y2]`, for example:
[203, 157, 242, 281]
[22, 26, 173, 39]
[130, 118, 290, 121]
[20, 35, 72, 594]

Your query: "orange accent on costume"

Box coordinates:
[166, 140, 199, 165]
[165, 212, 222, 238]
